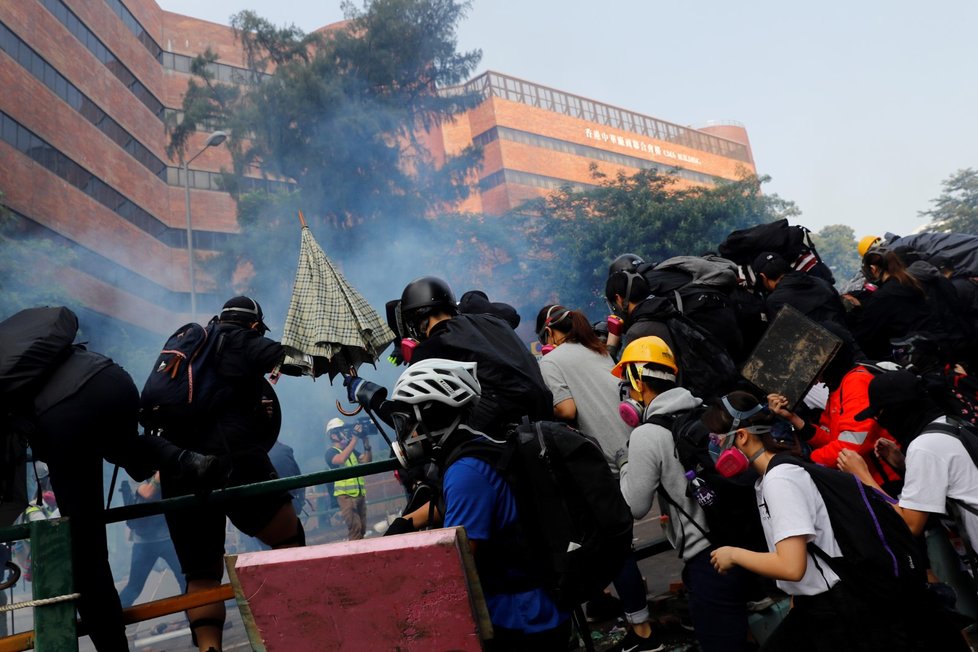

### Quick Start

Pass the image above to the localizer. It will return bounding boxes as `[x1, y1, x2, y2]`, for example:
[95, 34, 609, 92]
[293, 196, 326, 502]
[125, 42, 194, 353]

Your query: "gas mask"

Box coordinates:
[708, 426, 769, 477]
[390, 404, 463, 468]
[618, 380, 645, 428]
[706, 396, 770, 477]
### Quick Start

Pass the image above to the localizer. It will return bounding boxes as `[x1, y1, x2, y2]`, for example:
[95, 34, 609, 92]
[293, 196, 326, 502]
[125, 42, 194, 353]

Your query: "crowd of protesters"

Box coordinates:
[5, 228, 978, 652]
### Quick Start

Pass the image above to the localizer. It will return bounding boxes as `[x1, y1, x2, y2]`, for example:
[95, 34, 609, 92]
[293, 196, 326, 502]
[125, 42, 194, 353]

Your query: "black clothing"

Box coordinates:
[32, 361, 181, 652]
[907, 261, 975, 353]
[621, 295, 678, 353]
[851, 278, 935, 361]
[730, 285, 768, 360]
[765, 272, 848, 328]
[410, 314, 553, 435]
[458, 291, 521, 329]
[672, 286, 744, 362]
[160, 322, 290, 580]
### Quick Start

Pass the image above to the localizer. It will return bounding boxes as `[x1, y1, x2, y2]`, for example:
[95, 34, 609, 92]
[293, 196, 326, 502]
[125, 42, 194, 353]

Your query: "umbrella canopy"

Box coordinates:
[280, 223, 396, 380]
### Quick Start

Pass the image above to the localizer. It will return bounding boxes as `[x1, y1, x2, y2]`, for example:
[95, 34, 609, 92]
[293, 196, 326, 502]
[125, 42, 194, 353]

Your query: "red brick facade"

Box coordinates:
[0, 2, 754, 334]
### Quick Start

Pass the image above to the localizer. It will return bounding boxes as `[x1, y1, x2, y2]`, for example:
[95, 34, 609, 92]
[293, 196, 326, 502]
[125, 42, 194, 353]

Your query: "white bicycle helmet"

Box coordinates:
[391, 359, 480, 407]
[390, 359, 480, 467]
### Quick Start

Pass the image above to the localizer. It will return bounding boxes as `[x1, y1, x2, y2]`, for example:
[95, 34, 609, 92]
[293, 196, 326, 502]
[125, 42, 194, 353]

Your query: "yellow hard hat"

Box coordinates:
[612, 336, 678, 391]
[857, 235, 882, 258]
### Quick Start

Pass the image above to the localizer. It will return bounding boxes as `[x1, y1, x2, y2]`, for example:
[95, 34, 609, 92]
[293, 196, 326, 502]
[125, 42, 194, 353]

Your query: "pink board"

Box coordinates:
[228, 527, 489, 651]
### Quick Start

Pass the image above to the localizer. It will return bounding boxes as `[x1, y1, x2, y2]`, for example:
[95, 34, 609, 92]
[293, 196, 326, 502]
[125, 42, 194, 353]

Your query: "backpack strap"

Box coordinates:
[920, 420, 978, 470]
[655, 484, 714, 557]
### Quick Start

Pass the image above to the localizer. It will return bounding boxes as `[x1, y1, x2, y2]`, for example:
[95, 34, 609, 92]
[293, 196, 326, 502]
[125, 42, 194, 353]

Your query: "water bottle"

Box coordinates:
[685, 469, 716, 508]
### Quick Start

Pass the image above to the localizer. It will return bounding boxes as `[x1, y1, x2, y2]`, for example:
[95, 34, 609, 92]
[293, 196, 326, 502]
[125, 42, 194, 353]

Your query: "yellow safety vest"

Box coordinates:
[331, 449, 365, 497]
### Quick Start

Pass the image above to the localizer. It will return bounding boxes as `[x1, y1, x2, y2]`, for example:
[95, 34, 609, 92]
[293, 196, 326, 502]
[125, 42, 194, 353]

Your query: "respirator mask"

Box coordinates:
[706, 396, 769, 477]
[390, 403, 463, 469]
[616, 362, 676, 428]
[618, 380, 645, 428]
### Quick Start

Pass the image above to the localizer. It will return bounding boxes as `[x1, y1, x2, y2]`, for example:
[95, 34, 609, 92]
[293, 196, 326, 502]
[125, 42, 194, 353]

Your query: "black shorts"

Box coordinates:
[161, 446, 291, 579]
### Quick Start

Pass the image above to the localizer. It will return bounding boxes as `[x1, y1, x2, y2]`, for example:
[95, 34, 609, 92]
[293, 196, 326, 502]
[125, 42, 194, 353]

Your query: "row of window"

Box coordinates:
[479, 169, 593, 194]
[160, 51, 266, 84]
[456, 72, 750, 163]
[2, 206, 200, 311]
[103, 0, 162, 60]
[1, 110, 230, 251]
[473, 126, 723, 187]
[39, 0, 164, 119]
[165, 166, 293, 194]
[0, 21, 166, 180]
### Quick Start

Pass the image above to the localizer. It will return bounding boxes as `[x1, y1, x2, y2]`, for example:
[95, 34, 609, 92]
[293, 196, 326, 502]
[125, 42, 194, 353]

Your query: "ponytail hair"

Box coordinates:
[863, 249, 923, 295]
[535, 304, 608, 355]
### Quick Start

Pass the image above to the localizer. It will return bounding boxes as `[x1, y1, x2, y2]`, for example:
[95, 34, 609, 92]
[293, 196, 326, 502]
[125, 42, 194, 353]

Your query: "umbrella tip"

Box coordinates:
[298, 210, 308, 228]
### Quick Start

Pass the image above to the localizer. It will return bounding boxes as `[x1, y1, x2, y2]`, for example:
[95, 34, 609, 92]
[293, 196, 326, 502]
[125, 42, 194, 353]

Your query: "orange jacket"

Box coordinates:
[808, 366, 901, 484]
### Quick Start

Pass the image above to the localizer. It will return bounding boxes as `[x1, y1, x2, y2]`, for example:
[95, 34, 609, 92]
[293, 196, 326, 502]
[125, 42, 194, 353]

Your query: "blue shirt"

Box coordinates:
[443, 456, 566, 633]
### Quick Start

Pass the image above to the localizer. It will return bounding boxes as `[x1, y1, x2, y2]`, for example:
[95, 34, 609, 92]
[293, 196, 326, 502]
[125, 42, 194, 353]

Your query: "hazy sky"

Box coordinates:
[157, 0, 978, 239]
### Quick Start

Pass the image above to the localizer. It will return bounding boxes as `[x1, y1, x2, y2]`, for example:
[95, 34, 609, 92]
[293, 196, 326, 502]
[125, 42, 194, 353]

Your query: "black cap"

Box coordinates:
[854, 370, 920, 421]
[751, 251, 787, 279]
[220, 296, 269, 333]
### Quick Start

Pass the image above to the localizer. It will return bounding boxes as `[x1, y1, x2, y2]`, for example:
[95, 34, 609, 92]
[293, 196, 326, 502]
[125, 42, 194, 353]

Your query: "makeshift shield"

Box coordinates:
[741, 305, 842, 411]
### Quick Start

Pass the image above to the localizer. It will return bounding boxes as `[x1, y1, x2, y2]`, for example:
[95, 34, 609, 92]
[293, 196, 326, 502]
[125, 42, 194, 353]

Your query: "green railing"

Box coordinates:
[0, 457, 670, 651]
[0, 459, 399, 652]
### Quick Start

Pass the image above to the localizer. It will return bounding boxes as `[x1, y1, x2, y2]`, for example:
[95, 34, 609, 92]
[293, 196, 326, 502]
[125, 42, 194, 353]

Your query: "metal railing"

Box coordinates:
[0, 457, 670, 651]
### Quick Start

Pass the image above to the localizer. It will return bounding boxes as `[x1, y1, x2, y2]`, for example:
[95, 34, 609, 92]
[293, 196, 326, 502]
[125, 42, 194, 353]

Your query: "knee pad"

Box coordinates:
[271, 519, 305, 549]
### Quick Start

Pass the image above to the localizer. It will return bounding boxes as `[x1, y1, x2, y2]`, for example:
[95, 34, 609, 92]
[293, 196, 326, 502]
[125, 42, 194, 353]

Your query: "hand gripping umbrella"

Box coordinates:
[278, 211, 396, 413]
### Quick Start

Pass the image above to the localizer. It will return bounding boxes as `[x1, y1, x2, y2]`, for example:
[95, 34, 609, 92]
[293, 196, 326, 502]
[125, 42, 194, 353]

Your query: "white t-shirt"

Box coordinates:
[900, 417, 978, 551]
[756, 463, 842, 596]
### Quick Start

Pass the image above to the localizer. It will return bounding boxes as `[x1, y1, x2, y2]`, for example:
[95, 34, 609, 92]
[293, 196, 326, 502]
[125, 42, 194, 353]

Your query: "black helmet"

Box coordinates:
[400, 277, 457, 339]
[608, 253, 645, 277]
[220, 295, 269, 333]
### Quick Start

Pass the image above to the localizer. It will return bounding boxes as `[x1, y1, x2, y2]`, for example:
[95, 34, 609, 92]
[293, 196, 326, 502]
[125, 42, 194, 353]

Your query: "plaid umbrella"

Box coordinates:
[279, 217, 395, 380]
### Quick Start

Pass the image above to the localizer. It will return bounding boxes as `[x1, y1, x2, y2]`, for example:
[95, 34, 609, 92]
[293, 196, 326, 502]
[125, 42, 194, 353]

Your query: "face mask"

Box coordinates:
[400, 338, 419, 363]
[617, 377, 644, 428]
[709, 428, 768, 478]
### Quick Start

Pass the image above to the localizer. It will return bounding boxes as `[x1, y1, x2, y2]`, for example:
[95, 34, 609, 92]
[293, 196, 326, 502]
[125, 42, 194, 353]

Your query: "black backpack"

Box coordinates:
[447, 421, 633, 610]
[719, 219, 835, 286]
[139, 320, 225, 433]
[661, 314, 740, 402]
[767, 454, 925, 597]
[0, 307, 78, 402]
[647, 407, 766, 553]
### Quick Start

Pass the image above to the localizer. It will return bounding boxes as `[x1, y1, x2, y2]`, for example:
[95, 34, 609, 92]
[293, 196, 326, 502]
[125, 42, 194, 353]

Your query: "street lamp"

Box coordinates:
[183, 130, 227, 321]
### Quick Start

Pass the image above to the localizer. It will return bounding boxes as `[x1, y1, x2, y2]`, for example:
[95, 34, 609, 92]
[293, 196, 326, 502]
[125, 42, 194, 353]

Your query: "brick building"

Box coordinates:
[0, 1, 755, 337]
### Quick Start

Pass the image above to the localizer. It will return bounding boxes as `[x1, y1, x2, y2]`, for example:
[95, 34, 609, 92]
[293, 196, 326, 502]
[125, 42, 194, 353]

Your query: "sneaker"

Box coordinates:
[746, 596, 776, 612]
[612, 629, 666, 652]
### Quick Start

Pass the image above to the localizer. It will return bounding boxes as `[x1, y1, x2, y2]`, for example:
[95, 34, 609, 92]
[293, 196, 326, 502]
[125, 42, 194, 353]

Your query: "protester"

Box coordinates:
[848, 248, 936, 360]
[388, 358, 570, 651]
[535, 305, 655, 648]
[1, 306, 219, 652]
[751, 251, 848, 328]
[765, 327, 901, 490]
[709, 390, 966, 651]
[158, 296, 304, 652]
[324, 417, 371, 540]
[118, 473, 185, 608]
[348, 277, 552, 534]
[614, 338, 751, 652]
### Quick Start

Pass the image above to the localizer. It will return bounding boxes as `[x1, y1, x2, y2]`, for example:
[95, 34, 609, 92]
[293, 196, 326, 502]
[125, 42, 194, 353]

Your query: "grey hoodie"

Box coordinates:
[619, 386, 711, 561]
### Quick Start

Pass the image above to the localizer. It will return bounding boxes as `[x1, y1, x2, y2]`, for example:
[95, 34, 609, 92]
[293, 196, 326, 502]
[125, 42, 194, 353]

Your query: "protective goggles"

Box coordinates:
[621, 362, 676, 393]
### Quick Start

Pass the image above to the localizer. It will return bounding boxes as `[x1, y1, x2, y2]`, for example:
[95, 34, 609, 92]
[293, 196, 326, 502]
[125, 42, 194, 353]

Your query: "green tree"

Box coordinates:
[921, 168, 978, 234]
[170, 0, 485, 300]
[811, 224, 859, 285]
[517, 168, 799, 315]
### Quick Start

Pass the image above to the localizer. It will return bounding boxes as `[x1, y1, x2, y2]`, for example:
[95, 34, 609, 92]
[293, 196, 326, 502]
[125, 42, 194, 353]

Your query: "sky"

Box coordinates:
[156, 0, 978, 239]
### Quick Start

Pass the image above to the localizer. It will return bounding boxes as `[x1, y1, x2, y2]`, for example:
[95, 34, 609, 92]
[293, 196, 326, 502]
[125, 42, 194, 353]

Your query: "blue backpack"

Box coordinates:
[139, 321, 225, 433]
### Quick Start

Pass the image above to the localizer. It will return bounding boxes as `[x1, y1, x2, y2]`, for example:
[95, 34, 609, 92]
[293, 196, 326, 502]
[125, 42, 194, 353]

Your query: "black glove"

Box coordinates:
[384, 517, 416, 536]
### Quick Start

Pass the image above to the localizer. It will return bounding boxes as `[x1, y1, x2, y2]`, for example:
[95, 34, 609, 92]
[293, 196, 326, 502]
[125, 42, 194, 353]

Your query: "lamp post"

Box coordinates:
[183, 130, 227, 322]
